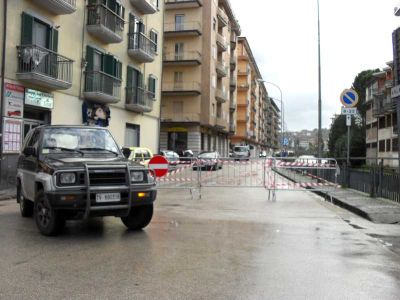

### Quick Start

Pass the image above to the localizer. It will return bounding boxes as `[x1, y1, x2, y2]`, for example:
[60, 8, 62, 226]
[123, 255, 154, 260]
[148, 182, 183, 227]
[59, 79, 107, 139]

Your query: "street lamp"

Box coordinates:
[257, 79, 284, 155]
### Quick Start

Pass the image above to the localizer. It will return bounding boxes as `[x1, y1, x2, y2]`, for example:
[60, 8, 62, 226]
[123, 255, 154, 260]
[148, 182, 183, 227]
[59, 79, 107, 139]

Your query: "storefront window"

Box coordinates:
[168, 132, 187, 153]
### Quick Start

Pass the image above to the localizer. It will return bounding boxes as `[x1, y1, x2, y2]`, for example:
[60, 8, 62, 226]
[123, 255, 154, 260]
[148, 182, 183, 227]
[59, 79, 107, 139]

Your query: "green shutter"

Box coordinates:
[51, 28, 58, 52]
[127, 66, 133, 88]
[21, 13, 33, 44]
[108, 0, 117, 12]
[103, 54, 114, 75]
[138, 72, 143, 88]
[86, 46, 95, 71]
[117, 61, 122, 79]
[121, 6, 125, 20]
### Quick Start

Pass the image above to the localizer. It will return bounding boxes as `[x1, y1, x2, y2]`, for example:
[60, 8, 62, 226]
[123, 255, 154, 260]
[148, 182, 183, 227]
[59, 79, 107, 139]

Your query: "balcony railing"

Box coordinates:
[215, 89, 228, 103]
[125, 86, 154, 113]
[16, 45, 73, 90]
[130, 0, 158, 14]
[163, 51, 202, 65]
[31, 0, 76, 14]
[385, 80, 394, 89]
[230, 77, 237, 91]
[165, 0, 203, 9]
[372, 87, 385, 98]
[216, 61, 228, 77]
[216, 33, 228, 52]
[161, 113, 201, 123]
[217, 8, 228, 27]
[87, 4, 124, 44]
[84, 70, 121, 104]
[162, 81, 201, 95]
[373, 98, 396, 116]
[237, 69, 249, 76]
[215, 117, 227, 129]
[164, 22, 202, 36]
[128, 32, 156, 62]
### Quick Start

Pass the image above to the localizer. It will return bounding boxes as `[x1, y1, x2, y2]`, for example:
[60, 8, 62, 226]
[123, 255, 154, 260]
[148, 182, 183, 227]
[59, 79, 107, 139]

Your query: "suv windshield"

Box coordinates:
[198, 152, 217, 159]
[41, 127, 120, 156]
[234, 146, 248, 153]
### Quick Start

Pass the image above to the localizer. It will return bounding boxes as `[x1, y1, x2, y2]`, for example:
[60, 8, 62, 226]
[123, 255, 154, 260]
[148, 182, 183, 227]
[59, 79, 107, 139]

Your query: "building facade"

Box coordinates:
[230, 37, 278, 154]
[365, 62, 399, 167]
[0, 0, 163, 187]
[160, 0, 240, 156]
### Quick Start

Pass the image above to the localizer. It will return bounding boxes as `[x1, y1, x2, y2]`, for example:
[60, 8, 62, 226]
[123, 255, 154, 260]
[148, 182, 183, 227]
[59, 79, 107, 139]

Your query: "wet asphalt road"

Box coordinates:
[1, 172, 400, 299]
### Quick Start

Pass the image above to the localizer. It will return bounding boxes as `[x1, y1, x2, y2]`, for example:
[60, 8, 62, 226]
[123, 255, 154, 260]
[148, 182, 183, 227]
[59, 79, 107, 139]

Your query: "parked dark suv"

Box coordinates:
[16, 125, 157, 236]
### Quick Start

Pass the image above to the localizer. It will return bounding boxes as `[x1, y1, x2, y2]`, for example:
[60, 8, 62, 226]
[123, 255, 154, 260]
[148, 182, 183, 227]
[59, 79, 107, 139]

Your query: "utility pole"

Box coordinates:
[317, 0, 322, 158]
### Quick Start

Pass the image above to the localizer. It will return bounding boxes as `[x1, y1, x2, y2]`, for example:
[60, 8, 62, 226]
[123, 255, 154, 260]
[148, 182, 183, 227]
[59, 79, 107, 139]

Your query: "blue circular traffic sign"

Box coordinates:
[340, 89, 359, 108]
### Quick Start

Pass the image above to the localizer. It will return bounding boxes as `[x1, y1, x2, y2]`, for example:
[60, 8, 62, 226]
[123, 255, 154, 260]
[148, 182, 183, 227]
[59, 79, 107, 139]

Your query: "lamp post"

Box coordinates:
[317, 0, 322, 158]
[257, 79, 284, 155]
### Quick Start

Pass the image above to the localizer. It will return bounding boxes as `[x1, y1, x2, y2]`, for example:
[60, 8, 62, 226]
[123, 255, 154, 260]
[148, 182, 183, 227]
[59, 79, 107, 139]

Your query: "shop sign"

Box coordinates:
[167, 127, 188, 132]
[4, 83, 24, 118]
[25, 89, 54, 109]
[2, 117, 22, 153]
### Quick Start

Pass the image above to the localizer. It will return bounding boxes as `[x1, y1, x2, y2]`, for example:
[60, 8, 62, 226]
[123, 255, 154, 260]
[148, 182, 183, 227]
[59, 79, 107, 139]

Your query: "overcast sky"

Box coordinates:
[230, 0, 399, 131]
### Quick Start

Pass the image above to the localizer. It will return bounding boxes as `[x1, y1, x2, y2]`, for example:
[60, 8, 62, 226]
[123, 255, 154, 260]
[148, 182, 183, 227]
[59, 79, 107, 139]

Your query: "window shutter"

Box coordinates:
[51, 28, 59, 52]
[86, 46, 95, 71]
[129, 14, 135, 33]
[103, 54, 114, 75]
[138, 72, 143, 88]
[121, 6, 125, 20]
[127, 66, 133, 88]
[108, 0, 117, 12]
[21, 13, 33, 44]
[116, 60, 122, 79]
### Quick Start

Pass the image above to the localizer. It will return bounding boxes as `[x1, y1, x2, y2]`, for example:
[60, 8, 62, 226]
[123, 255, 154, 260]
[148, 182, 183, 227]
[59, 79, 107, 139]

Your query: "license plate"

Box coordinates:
[96, 193, 121, 203]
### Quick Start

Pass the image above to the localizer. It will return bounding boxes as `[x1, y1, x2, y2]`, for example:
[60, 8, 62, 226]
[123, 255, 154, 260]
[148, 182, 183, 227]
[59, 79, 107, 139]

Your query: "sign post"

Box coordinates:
[340, 89, 359, 166]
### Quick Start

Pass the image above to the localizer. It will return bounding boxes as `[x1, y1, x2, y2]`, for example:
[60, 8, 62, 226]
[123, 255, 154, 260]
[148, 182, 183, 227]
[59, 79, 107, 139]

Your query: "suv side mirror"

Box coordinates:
[23, 146, 36, 157]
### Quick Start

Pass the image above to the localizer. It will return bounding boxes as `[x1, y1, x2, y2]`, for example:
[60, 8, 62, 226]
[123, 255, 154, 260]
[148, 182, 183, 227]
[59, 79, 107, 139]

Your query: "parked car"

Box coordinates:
[192, 151, 223, 171]
[232, 145, 250, 161]
[126, 147, 153, 167]
[16, 125, 157, 236]
[160, 150, 180, 166]
[178, 149, 194, 164]
[259, 150, 267, 158]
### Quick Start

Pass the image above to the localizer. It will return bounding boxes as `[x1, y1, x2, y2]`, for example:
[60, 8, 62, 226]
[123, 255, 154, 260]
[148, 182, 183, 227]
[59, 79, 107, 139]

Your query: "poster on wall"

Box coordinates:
[4, 83, 24, 118]
[82, 102, 111, 127]
[2, 117, 23, 154]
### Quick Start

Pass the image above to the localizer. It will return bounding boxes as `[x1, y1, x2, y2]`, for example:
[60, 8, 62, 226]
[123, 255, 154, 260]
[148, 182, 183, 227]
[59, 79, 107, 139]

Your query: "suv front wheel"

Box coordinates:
[121, 204, 153, 230]
[34, 190, 65, 236]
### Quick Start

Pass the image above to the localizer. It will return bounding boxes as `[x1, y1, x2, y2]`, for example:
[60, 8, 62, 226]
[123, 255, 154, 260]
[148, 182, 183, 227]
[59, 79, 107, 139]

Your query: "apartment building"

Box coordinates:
[160, 0, 240, 156]
[0, 0, 163, 186]
[230, 37, 275, 154]
[365, 62, 399, 167]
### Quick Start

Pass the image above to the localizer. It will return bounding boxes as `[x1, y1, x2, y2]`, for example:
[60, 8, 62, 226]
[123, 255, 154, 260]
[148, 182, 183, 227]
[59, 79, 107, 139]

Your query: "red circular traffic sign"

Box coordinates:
[148, 155, 169, 177]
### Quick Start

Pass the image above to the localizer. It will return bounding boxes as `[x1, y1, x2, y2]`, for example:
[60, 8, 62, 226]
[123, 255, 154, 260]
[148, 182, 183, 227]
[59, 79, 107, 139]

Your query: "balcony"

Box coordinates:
[230, 77, 236, 91]
[372, 87, 385, 98]
[216, 33, 228, 52]
[230, 99, 236, 111]
[162, 81, 201, 96]
[215, 117, 227, 130]
[237, 69, 249, 76]
[215, 89, 228, 103]
[385, 80, 394, 89]
[216, 61, 228, 77]
[230, 33, 237, 49]
[130, 0, 158, 14]
[165, 0, 202, 9]
[217, 8, 228, 27]
[83, 71, 121, 104]
[230, 54, 237, 69]
[128, 33, 156, 63]
[164, 22, 202, 37]
[31, 0, 76, 14]
[161, 113, 201, 123]
[125, 86, 154, 113]
[237, 83, 249, 90]
[163, 51, 201, 65]
[229, 124, 236, 133]
[16, 45, 73, 90]
[87, 4, 124, 44]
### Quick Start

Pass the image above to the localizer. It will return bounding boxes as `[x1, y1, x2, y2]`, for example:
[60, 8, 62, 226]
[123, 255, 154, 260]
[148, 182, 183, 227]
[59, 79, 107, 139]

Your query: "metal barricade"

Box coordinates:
[154, 156, 340, 201]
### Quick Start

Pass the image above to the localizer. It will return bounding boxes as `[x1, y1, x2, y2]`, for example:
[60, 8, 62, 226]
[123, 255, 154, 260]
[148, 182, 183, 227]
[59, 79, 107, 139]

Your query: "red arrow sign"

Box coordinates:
[148, 155, 169, 177]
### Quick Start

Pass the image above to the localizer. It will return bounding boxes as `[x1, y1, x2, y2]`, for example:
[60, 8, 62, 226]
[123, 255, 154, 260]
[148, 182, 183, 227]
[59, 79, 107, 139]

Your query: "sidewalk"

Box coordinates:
[0, 188, 16, 201]
[275, 169, 400, 224]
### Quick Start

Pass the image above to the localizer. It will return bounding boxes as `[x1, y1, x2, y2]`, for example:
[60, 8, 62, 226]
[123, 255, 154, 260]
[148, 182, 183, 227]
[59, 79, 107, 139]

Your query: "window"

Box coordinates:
[175, 43, 184, 60]
[21, 13, 58, 51]
[393, 138, 399, 152]
[89, 0, 125, 19]
[217, 104, 222, 118]
[379, 140, 385, 152]
[175, 15, 185, 31]
[126, 66, 143, 102]
[125, 124, 140, 147]
[212, 45, 217, 59]
[86, 46, 122, 79]
[212, 75, 216, 88]
[174, 72, 183, 88]
[379, 117, 386, 129]
[371, 142, 377, 149]
[148, 75, 157, 99]
[386, 139, 391, 152]
[149, 30, 158, 53]
[387, 114, 392, 127]
[213, 18, 216, 31]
